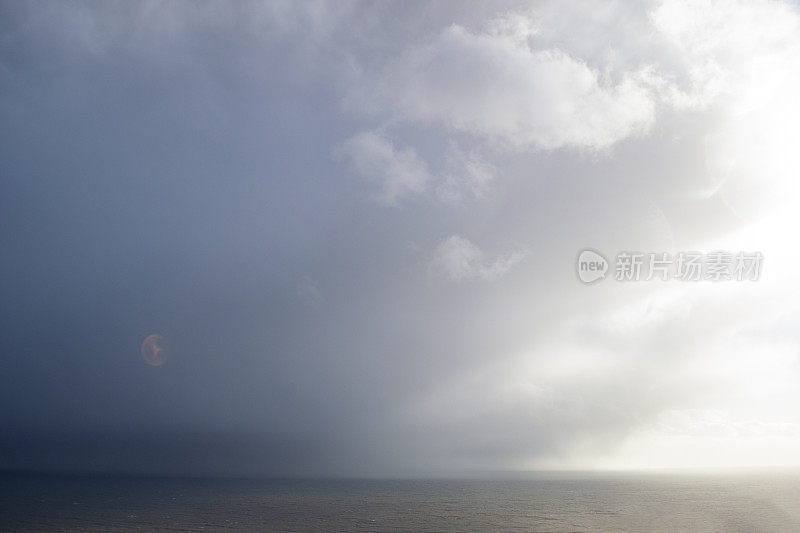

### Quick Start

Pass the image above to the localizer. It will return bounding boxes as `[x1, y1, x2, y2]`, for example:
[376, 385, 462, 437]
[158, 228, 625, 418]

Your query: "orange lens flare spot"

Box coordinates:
[141, 334, 167, 366]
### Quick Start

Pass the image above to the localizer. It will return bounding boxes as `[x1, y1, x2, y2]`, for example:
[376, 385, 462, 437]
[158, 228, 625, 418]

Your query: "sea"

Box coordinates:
[2, 471, 800, 532]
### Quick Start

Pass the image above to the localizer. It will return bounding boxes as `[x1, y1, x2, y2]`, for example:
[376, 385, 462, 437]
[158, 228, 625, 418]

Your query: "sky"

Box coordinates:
[2, 0, 800, 477]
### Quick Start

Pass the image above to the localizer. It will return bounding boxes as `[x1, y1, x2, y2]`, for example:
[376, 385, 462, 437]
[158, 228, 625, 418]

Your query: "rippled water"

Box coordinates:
[2, 472, 800, 531]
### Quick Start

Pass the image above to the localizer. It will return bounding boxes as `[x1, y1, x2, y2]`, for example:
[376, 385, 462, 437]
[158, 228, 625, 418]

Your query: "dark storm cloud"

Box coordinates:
[0, 0, 363, 475]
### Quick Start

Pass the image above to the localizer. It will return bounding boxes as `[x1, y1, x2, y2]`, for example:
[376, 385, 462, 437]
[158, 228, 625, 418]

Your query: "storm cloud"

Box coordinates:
[2, 0, 800, 477]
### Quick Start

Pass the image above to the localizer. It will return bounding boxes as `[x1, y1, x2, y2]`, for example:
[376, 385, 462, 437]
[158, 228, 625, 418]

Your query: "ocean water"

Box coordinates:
[2, 472, 800, 532]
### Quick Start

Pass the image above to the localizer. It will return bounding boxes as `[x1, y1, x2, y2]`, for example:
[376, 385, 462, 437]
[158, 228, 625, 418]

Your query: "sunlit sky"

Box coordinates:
[2, 0, 800, 477]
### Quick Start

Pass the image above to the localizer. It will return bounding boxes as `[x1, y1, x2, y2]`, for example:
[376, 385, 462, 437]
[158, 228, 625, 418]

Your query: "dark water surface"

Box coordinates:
[2, 472, 800, 532]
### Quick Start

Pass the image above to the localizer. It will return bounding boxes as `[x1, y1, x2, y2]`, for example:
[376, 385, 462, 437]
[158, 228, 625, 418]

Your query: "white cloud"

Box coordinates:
[379, 21, 656, 151]
[339, 133, 495, 205]
[485, 10, 540, 46]
[649, 0, 800, 213]
[435, 144, 495, 204]
[651, 0, 800, 111]
[432, 235, 527, 282]
[337, 131, 431, 204]
[339, 1, 800, 470]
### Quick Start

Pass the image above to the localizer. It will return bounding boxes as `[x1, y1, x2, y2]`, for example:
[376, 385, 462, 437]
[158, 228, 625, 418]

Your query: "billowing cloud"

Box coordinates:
[377, 20, 656, 151]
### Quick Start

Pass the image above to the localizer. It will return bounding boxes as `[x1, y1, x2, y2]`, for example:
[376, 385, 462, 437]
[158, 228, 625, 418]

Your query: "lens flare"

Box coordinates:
[141, 334, 167, 366]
